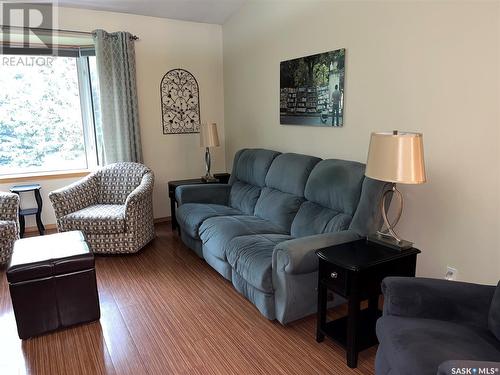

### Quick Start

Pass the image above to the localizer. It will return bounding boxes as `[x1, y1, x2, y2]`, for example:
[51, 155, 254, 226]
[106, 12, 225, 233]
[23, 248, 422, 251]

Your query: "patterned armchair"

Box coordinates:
[0, 192, 20, 265]
[49, 162, 155, 254]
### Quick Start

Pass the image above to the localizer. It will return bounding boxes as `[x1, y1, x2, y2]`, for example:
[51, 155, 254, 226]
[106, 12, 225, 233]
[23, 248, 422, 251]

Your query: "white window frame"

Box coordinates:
[0, 50, 100, 176]
[76, 56, 99, 170]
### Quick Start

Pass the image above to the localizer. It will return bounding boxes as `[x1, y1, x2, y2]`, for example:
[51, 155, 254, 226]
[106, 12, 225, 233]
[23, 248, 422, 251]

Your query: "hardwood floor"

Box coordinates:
[0, 224, 376, 375]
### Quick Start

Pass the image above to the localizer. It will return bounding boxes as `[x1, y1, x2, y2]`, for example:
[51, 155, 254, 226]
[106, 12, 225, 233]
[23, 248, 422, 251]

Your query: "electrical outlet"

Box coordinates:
[445, 266, 458, 281]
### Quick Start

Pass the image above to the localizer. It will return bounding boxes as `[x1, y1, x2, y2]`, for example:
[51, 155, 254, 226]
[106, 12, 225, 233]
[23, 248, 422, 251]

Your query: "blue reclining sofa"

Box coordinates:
[175, 148, 386, 324]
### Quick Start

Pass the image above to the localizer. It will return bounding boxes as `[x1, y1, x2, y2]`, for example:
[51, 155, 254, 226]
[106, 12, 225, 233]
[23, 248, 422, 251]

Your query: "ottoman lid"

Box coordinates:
[7, 231, 94, 284]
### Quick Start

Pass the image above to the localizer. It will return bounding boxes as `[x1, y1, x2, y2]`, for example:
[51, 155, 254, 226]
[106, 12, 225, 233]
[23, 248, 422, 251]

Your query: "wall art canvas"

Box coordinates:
[280, 48, 345, 127]
[161, 69, 201, 134]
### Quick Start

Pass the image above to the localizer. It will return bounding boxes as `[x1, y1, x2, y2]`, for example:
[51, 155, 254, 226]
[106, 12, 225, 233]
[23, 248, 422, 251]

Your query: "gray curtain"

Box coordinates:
[92, 29, 143, 164]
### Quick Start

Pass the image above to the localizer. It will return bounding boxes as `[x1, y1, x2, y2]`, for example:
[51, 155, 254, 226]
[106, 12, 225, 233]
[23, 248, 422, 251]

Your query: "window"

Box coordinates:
[0, 52, 101, 176]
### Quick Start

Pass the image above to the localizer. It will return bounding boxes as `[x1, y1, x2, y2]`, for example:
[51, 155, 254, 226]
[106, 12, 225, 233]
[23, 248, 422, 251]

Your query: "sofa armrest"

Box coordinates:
[382, 277, 495, 328]
[272, 230, 361, 275]
[175, 184, 231, 206]
[49, 174, 98, 218]
[0, 192, 19, 223]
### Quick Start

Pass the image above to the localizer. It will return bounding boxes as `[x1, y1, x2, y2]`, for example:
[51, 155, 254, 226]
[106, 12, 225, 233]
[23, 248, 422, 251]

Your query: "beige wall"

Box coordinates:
[1, 7, 226, 227]
[223, 1, 500, 283]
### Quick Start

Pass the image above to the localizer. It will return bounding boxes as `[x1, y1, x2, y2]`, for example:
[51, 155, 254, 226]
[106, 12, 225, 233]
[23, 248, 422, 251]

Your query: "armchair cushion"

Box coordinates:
[376, 316, 500, 375]
[489, 281, 500, 341]
[58, 204, 125, 234]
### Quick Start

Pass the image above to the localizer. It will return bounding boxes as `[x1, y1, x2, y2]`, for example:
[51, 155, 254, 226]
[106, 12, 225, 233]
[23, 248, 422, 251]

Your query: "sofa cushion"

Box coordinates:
[230, 149, 281, 187]
[228, 181, 262, 215]
[289, 159, 365, 237]
[376, 316, 500, 375]
[200, 215, 287, 261]
[176, 203, 243, 239]
[228, 149, 280, 215]
[254, 188, 303, 232]
[489, 281, 500, 341]
[59, 204, 125, 234]
[304, 159, 365, 215]
[252, 153, 320, 232]
[265, 153, 321, 196]
[291, 201, 351, 237]
[349, 176, 387, 236]
[226, 234, 293, 293]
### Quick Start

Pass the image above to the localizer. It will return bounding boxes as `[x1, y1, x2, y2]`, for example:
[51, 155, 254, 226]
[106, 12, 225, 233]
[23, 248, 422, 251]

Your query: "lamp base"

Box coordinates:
[201, 175, 218, 182]
[367, 232, 413, 251]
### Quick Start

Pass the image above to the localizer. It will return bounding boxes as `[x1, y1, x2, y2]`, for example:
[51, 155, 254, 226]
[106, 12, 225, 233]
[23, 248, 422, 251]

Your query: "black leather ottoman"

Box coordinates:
[7, 231, 100, 339]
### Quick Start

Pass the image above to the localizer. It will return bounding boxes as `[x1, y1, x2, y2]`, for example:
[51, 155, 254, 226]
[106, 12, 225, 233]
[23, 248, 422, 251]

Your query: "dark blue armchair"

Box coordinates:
[376, 277, 500, 375]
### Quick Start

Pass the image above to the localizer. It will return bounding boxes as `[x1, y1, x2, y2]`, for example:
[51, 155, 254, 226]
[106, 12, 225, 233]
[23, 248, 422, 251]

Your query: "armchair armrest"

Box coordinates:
[49, 174, 98, 218]
[125, 172, 154, 220]
[0, 192, 19, 223]
[272, 230, 361, 275]
[382, 277, 495, 328]
[175, 184, 231, 206]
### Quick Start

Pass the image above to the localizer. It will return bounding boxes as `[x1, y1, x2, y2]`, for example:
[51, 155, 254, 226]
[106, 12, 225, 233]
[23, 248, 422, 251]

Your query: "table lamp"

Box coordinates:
[200, 122, 220, 182]
[365, 130, 426, 250]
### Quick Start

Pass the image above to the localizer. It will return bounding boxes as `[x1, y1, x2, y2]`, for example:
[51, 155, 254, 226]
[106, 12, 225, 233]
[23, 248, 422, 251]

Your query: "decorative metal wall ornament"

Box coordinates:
[160, 69, 201, 134]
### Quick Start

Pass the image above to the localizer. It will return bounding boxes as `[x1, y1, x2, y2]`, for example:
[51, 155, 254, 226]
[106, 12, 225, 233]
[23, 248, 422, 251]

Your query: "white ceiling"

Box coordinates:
[58, 0, 247, 24]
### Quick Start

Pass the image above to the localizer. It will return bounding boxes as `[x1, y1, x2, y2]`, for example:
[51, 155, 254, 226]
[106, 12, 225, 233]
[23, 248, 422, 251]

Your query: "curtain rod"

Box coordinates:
[0, 25, 139, 40]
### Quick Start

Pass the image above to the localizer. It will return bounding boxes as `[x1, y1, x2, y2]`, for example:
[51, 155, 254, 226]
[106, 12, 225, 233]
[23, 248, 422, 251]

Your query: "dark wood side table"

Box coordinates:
[168, 173, 230, 231]
[10, 184, 45, 237]
[315, 239, 420, 368]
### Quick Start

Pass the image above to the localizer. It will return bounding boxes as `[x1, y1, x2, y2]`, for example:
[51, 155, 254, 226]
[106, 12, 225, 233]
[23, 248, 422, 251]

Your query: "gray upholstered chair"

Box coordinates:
[0, 192, 20, 265]
[49, 162, 155, 254]
[376, 277, 500, 375]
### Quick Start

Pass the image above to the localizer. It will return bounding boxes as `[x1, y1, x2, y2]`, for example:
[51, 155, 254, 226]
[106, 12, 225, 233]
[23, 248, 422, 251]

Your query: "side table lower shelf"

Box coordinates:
[317, 308, 382, 353]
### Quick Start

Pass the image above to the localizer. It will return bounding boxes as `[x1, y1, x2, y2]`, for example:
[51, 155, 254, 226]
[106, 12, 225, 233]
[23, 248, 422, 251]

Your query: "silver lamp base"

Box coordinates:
[367, 183, 414, 251]
[201, 147, 217, 182]
[367, 232, 413, 251]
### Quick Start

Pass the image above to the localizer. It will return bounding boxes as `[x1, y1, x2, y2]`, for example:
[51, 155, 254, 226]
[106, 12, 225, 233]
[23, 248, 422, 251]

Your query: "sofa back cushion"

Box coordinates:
[489, 281, 500, 341]
[349, 176, 387, 235]
[228, 149, 280, 215]
[291, 159, 365, 237]
[97, 162, 150, 204]
[254, 153, 320, 232]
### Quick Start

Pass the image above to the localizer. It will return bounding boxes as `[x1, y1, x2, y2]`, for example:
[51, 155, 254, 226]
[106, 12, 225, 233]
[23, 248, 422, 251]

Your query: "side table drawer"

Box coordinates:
[320, 261, 347, 295]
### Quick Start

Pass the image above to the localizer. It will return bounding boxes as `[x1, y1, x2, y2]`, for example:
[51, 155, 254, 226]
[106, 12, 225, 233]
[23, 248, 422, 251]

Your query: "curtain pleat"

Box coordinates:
[92, 29, 143, 164]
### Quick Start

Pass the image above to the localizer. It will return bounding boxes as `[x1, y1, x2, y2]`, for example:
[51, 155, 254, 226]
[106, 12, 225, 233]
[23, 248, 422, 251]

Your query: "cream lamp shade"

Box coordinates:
[365, 131, 426, 184]
[200, 122, 220, 148]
